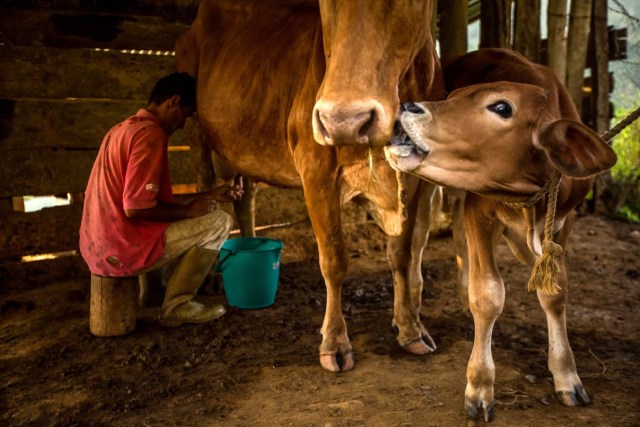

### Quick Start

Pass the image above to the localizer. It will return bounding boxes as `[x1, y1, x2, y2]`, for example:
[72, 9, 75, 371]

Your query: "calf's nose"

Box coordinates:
[401, 102, 425, 114]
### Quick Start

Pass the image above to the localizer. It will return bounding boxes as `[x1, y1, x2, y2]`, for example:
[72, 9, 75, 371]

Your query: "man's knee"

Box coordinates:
[207, 210, 234, 236]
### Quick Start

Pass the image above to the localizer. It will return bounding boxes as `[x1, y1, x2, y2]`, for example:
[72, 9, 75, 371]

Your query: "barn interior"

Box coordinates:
[1, 1, 639, 426]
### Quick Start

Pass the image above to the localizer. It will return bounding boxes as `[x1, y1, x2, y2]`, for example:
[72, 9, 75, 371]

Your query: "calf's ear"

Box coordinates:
[537, 119, 617, 178]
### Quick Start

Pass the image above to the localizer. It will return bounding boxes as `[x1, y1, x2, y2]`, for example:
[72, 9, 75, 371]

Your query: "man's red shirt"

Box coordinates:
[80, 109, 174, 276]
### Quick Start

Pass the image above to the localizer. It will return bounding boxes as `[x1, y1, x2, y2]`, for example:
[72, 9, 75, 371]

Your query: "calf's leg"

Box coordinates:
[537, 214, 589, 406]
[451, 190, 470, 311]
[463, 209, 504, 422]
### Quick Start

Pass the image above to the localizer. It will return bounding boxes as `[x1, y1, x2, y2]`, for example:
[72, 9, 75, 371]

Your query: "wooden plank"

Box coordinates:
[0, 149, 96, 197]
[0, 147, 195, 197]
[169, 150, 198, 185]
[0, 255, 89, 293]
[0, 1, 200, 24]
[0, 45, 176, 99]
[0, 98, 189, 149]
[0, 8, 189, 50]
[0, 197, 12, 215]
[0, 204, 83, 259]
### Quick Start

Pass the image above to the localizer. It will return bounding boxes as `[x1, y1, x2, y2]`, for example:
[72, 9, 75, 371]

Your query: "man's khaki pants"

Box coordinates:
[136, 209, 233, 276]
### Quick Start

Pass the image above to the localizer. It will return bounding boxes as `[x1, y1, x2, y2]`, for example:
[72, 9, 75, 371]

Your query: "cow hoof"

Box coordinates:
[557, 385, 590, 407]
[320, 349, 355, 372]
[464, 397, 495, 422]
[403, 337, 435, 355]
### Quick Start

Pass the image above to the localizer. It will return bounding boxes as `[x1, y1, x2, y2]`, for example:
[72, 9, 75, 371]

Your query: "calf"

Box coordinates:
[385, 48, 617, 421]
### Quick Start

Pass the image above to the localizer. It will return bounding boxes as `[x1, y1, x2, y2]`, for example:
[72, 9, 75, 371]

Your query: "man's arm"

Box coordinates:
[125, 195, 217, 222]
[125, 183, 244, 222]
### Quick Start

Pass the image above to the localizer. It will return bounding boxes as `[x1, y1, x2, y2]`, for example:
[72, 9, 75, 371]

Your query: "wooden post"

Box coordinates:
[480, 0, 512, 49]
[547, 0, 568, 81]
[566, 0, 593, 112]
[90, 274, 138, 337]
[438, 0, 468, 61]
[513, 0, 541, 62]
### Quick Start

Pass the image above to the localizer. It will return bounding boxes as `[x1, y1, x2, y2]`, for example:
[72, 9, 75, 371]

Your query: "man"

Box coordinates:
[80, 72, 242, 327]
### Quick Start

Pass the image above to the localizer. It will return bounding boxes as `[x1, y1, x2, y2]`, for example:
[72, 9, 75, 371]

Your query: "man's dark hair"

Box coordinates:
[147, 72, 197, 110]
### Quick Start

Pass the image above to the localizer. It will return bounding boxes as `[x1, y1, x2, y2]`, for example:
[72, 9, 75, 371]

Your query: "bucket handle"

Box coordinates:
[216, 249, 235, 271]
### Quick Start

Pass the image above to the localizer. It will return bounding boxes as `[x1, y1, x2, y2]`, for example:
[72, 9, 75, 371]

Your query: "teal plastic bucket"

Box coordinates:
[217, 237, 283, 309]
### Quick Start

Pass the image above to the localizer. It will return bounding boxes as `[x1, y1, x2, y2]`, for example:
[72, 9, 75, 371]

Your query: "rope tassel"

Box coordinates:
[527, 171, 562, 295]
[527, 239, 562, 295]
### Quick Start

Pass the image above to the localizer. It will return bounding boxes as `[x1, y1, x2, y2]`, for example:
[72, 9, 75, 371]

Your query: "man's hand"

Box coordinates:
[209, 178, 244, 203]
[187, 194, 218, 217]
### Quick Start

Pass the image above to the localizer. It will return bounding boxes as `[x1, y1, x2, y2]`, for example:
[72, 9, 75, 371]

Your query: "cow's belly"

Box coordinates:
[208, 128, 302, 187]
[194, 17, 317, 188]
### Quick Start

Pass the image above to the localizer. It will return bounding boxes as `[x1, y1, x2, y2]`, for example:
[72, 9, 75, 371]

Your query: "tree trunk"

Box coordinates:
[480, 0, 512, 49]
[438, 0, 468, 61]
[566, 0, 593, 113]
[513, 0, 541, 62]
[547, 0, 568, 81]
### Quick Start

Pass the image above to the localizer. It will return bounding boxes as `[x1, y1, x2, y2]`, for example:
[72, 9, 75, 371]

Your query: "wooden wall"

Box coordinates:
[0, 0, 313, 294]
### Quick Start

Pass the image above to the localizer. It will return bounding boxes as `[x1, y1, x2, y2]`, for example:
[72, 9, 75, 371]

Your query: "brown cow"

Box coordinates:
[385, 48, 617, 421]
[175, 0, 446, 372]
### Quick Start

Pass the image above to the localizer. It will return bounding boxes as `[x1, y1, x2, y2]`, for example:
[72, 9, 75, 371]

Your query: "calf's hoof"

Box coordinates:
[464, 397, 495, 423]
[557, 384, 590, 406]
[320, 348, 355, 372]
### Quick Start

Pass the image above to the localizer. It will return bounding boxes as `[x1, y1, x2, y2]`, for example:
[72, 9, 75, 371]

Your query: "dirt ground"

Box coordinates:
[1, 211, 639, 426]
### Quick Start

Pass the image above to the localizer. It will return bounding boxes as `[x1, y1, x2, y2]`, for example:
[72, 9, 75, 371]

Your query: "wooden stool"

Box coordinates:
[90, 274, 138, 337]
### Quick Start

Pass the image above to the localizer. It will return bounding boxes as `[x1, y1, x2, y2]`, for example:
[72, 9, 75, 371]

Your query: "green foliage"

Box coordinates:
[610, 102, 640, 216]
[614, 206, 640, 223]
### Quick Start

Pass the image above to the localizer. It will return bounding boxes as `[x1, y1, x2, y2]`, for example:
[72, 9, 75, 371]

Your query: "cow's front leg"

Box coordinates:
[390, 180, 438, 354]
[538, 215, 589, 406]
[464, 208, 504, 422]
[301, 172, 352, 372]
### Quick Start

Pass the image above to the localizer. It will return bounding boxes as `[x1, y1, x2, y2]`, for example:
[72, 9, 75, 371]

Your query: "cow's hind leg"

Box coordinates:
[538, 214, 589, 406]
[391, 180, 438, 354]
[233, 176, 258, 237]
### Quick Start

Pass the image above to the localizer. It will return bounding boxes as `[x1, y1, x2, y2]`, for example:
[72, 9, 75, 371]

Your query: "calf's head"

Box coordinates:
[313, 0, 434, 147]
[384, 82, 617, 201]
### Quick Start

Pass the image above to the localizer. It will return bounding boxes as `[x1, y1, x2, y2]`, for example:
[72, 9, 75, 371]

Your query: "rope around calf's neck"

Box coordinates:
[527, 105, 640, 295]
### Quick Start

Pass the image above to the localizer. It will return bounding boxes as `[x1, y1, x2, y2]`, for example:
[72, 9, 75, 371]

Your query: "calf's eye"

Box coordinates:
[487, 101, 513, 119]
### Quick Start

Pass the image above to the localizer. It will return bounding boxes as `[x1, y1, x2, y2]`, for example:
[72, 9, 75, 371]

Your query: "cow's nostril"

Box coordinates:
[316, 109, 331, 142]
[358, 109, 376, 140]
[403, 102, 424, 114]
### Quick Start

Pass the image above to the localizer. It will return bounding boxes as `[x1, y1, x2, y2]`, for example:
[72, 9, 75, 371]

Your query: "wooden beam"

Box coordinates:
[0, 8, 189, 50]
[0, 45, 175, 99]
[0, 148, 196, 197]
[0, 98, 189, 149]
[0, 255, 89, 293]
[0, 1, 200, 24]
[0, 204, 83, 259]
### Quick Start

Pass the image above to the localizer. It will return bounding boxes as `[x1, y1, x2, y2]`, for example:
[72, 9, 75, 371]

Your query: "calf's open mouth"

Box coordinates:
[384, 117, 429, 171]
